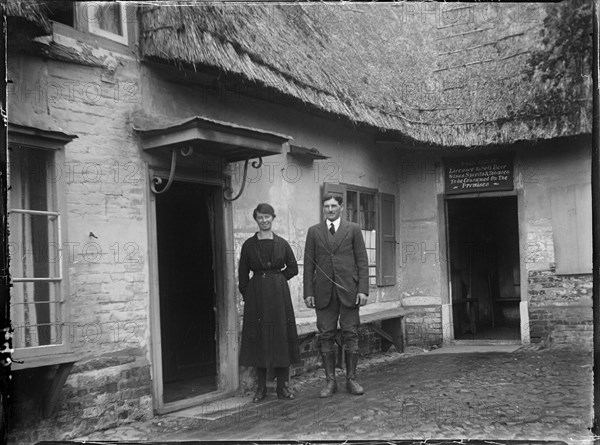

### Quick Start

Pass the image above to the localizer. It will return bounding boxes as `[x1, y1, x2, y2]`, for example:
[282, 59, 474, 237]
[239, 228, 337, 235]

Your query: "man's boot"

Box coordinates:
[345, 352, 364, 395]
[319, 352, 337, 398]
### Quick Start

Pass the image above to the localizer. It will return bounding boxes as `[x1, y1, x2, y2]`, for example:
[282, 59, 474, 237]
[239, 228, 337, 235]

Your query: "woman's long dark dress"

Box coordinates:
[238, 233, 301, 368]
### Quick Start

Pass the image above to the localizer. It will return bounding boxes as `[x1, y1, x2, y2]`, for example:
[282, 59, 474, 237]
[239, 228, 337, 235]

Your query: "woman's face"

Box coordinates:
[255, 212, 274, 231]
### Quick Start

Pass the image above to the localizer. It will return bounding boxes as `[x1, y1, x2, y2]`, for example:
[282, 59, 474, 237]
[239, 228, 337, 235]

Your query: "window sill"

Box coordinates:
[12, 351, 80, 371]
[52, 21, 133, 55]
[12, 352, 82, 418]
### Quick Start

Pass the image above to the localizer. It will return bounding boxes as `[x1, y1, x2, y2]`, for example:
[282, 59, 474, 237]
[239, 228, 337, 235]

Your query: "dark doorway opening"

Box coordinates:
[156, 181, 218, 403]
[447, 196, 521, 341]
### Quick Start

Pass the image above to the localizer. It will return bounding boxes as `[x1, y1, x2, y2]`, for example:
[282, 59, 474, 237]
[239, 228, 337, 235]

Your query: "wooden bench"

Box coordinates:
[296, 307, 407, 366]
[360, 307, 406, 353]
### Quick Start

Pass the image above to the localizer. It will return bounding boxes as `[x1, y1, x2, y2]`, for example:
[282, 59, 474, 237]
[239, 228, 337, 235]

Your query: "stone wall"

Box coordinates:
[520, 140, 592, 349]
[404, 307, 443, 348]
[9, 349, 152, 444]
[290, 324, 388, 375]
[528, 266, 592, 348]
[8, 32, 152, 443]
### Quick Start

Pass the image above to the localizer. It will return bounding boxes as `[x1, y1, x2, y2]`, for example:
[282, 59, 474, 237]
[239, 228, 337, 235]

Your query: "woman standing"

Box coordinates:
[238, 203, 300, 402]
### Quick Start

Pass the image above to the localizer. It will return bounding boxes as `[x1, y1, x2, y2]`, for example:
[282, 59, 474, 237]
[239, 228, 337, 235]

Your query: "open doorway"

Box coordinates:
[447, 196, 521, 342]
[155, 180, 218, 403]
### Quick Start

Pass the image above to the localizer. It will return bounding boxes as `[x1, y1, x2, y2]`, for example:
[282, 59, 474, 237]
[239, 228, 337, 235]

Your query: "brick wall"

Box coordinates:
[8, 42, 152, 442]
[9, 349, 152, 443]
[403, 307, 443, 347]
[528, 266, 592, 348]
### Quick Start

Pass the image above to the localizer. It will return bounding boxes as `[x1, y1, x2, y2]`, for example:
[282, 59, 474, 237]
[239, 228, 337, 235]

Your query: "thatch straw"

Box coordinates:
[5, 0, 52, 36]
[140, 2, 592, 148]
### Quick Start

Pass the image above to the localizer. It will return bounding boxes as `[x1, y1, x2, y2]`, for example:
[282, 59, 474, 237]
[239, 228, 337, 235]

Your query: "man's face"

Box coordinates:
[323, 197, 342, 222]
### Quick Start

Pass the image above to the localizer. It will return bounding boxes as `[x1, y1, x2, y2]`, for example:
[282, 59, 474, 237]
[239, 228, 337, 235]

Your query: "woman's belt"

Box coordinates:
[254, 269, 282, 277]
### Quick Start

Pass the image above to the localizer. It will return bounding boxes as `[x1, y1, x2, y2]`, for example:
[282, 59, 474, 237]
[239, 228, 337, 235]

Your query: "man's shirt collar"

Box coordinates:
[327, 217, 341, 231]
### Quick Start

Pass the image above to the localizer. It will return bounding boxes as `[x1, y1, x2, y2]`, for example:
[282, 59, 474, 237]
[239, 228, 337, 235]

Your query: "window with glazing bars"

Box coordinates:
[9, 147, 65, 352]
[346, 189, 377, 286]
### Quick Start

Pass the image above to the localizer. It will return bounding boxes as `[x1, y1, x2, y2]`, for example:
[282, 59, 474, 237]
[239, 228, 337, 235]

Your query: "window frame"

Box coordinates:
[344, 184, 378, 287]
[8, 124, 75, 364]
[550, 183, 592, 275]
[47, 2, 135, 52]
[323, 182, 397, 288]
[83, 2, 129, 45]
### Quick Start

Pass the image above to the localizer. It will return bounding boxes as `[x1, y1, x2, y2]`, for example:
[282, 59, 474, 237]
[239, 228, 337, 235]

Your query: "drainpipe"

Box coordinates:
[593, 0, 600, 436]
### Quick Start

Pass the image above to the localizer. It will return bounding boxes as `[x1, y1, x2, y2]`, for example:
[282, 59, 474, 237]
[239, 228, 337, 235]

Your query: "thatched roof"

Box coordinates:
[5, 0, 52, 37]
[140, 3, 592, 148]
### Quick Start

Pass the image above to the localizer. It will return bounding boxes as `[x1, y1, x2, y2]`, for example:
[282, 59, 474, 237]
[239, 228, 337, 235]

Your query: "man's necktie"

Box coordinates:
[329, 223, 335, 235]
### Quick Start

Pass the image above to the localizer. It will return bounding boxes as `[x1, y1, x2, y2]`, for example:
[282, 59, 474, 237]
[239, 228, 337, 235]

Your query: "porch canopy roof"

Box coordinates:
[8, 123, 78, 149]
[133, 115, 291, 162]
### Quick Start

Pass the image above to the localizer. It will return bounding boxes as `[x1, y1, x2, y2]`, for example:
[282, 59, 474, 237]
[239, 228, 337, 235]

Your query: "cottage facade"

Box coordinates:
[5, 2, 592, 441]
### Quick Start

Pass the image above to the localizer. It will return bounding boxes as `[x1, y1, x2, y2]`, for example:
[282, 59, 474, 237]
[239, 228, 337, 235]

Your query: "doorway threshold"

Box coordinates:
[156, 389, 236, 415]
[453, 339, 521, 346]
[165, 394, 255, 421]
[429, 343, 522, 355]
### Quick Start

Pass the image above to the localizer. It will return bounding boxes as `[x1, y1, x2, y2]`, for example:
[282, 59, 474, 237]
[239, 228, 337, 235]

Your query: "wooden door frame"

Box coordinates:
[146, 161, 239, 414]
[440, 189, 529, 344]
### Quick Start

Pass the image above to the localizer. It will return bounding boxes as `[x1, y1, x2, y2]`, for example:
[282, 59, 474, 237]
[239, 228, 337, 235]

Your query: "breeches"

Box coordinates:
[316, 289, 359, 353]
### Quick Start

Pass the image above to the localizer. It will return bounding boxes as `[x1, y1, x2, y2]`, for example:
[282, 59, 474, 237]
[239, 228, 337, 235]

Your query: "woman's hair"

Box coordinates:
[253, 203, 276, 219]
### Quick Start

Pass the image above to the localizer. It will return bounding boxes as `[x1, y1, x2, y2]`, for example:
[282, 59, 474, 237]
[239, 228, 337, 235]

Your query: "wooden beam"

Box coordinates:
[382, 318, 404, 353]
[591, 0, 600, 436]
[42, 362, 75, 418]
[371, 323, 395, 352]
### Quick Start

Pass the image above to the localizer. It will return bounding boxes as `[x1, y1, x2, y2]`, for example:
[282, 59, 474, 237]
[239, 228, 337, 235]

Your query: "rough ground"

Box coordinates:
[74, 344, 594, 444]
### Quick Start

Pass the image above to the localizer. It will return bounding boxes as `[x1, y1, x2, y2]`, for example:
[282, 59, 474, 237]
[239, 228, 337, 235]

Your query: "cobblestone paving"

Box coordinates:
[75, 346, 594, 444]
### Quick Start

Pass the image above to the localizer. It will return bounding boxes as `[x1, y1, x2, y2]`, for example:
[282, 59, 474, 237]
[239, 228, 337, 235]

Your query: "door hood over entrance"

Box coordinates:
[133, 114, 291, 162]
[133, 113, 292, 195]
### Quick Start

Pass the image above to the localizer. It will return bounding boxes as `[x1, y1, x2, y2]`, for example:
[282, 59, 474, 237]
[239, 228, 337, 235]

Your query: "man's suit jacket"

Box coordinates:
[303, 219, 369, 309]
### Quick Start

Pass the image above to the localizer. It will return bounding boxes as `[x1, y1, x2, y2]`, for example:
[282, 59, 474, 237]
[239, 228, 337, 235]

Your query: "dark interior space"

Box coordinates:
[156, 181, 217, 403]
[447, 196, 521, 341]
[8, 368, 47, 428]
[45, 1, 75, 27]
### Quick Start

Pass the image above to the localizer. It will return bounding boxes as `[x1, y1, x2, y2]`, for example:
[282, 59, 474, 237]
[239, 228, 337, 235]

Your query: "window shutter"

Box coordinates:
[550, 184, 592, 274]
[377, 192, 396, 286]
[323, 183, 347, 202]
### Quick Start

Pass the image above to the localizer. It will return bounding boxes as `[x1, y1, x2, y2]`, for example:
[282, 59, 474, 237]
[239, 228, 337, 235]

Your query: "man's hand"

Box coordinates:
[356, 293, 368, 306]
[305, 296, 315, 308]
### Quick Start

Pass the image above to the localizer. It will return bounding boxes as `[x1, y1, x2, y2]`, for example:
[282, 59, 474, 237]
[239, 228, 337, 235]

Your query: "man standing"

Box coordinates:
[303, 193, 369, 397]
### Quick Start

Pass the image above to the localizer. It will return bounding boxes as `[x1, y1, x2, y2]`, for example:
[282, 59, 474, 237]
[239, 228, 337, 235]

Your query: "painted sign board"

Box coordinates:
[445, 155, 514, 194]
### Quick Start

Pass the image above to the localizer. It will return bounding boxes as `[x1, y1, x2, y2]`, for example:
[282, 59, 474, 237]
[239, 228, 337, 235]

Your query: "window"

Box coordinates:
[550, 183, 592, 274]
[8, 125, 76, 360]
[46, 1, 130, 46]
[346, 189, 377, 285]
[86, 2, 129, 44]
[323, 183, 396, 286]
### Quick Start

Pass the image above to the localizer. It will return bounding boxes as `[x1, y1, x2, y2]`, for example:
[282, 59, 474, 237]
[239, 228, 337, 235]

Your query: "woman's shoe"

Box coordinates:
[252, 387, 267, 403]
[276, 386, 295, 400]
